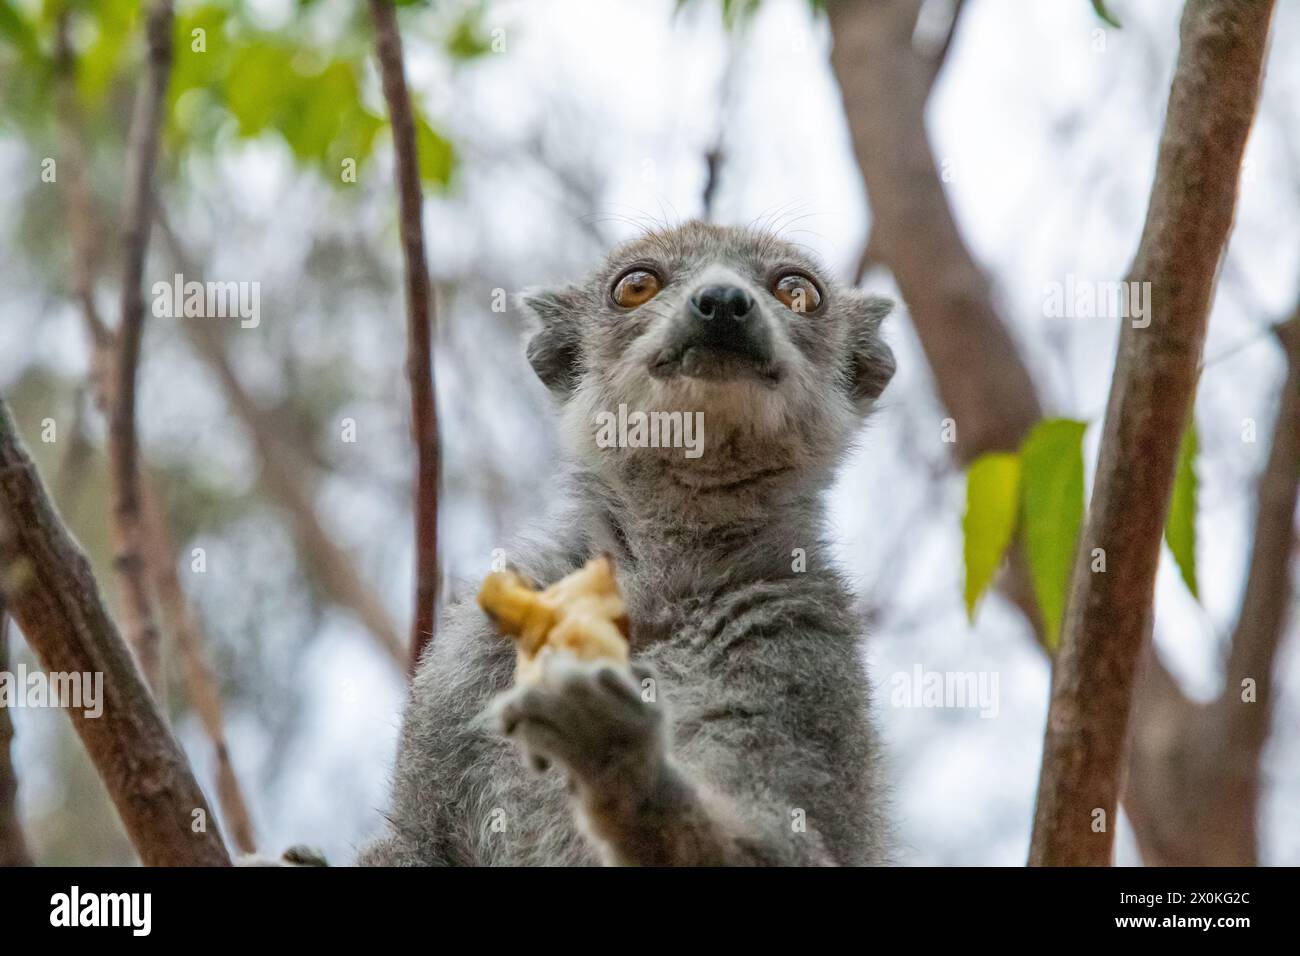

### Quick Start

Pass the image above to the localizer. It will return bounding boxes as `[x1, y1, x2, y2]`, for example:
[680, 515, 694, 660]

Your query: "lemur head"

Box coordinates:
[520, 222, 894, 512]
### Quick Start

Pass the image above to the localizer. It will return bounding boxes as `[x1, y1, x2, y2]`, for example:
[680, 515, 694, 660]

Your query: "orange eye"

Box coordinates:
[612, 269, 662, 309]
[772, 273, 821, 313]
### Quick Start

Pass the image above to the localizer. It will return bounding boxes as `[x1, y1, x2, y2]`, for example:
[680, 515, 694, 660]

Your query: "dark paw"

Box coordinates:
[493, 651, 663, 783]
[282, 845, 329, 867]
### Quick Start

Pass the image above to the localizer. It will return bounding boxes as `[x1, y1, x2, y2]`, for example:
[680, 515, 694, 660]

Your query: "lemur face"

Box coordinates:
[521, 222, 894, 476]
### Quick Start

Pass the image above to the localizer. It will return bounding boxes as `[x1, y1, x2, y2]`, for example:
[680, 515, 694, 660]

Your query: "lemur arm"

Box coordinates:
[576, 753, 835, 867]
[494, 652, 843, 866]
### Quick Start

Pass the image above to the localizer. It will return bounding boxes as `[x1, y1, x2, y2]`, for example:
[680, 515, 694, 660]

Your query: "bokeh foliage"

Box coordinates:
[0, 0, 466, 187]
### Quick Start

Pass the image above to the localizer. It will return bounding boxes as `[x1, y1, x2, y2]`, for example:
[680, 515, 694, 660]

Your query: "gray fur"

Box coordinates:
[359, 222, 895, 866]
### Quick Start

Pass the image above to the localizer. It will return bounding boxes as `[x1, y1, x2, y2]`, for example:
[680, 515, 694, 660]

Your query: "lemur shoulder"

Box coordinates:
[359, 221, 896, 866]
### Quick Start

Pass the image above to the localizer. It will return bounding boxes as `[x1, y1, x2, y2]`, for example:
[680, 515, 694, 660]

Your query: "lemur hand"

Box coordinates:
[493, 652, 665, 794]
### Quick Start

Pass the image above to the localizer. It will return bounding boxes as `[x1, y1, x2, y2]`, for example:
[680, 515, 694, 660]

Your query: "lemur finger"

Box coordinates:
[547, 660, 652, 728]
[594, 664, 644, 707]
[629, 661, 658, 684]
[504, 711, 571, 771]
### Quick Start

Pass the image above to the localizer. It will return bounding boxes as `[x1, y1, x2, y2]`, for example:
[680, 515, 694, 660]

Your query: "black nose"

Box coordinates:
[689, 285, 754, 325]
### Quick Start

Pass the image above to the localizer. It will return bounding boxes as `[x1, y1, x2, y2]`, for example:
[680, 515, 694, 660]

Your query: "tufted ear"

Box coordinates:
[844, 292, 896, 411]
[518, 285, 584, 396]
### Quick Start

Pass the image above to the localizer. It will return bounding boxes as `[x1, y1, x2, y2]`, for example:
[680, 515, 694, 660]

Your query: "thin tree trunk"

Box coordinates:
[1029, 0, 1276, 867]
[827, 0, 1042, 464]
[54, 13, 111, 353]
[55, 14, 259, 855]
[1218, 318, 1300, 765]
[1126, 318, 1300, 866]
[0, 401, 231, 866]
[0, 604, 33, 867]
[141, 477, 258, 855]
[108, 0, 174, 697]
[829, 0, 1290, 866]
[368, 0, 441, 672]
[826, 0, 1048, 643]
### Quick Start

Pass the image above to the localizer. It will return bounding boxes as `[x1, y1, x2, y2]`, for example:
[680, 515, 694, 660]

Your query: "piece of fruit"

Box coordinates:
[478, 556, 629, 684]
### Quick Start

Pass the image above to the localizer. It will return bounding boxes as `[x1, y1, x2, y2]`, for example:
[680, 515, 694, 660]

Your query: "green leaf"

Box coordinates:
[1020, 419, 1088, 650]
[281, 60, 353, 162]
[75, 0, 139, 104]
[414, 114, 455, 188]
[445, 8, 494, 61]
[1166, 419, 1199, 599]
[0, 1, 40, 60]
[330, 103, 383, 176]
[963, 452, 1023, 622]
[170, 5, 230, 94]
[1091, 0, 1122, 29]
[225, 42, 283, 135]
[720, 0, 761, 28]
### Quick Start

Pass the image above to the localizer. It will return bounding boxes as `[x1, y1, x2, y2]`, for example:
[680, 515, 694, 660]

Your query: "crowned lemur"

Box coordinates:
[359, 222, 896, 866]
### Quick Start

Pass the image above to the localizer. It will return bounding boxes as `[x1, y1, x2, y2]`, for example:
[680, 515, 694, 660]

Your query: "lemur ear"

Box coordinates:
[844, 292, 896, 411]
[518, 285, 584, 396]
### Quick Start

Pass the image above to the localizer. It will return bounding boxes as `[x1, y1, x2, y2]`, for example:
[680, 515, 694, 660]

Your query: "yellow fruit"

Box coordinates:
[478, 556, 629, 684]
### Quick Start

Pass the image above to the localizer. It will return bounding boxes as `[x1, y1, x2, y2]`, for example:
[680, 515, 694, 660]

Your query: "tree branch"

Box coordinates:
[829, 0, 1285, 866]
[154, 213, 405, 666]
[1029, 0, 1276, 866]
[1219, 318, 1300, 754]
[0, 603, 32, 866]
[141, 476, 258, 855]
[0, 401, 230, 865]
[1126, 306, 1299, 869]
[368, 0, 441, 672]
[54, 12, 111, 353]
[1127, 316, 1300, 866]
[828, 0, 1052, 657]
[55, 12, 260, 854]
[1122, 642, 1200, 864]
[108, 0, 174, 696]
[922, 0, 967, 96]
[828, 0, 1041, 463]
